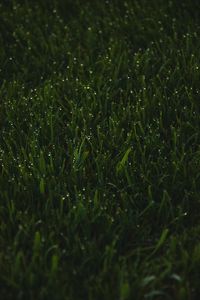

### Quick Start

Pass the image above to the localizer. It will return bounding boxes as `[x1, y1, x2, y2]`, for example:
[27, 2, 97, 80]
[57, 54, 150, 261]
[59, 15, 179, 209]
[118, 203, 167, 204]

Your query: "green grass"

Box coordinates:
[1, 0, 200, 299]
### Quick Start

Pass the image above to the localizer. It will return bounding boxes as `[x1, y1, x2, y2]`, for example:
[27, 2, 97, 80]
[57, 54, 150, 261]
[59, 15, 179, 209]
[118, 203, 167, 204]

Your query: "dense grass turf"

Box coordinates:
[1, 0, 200, 299]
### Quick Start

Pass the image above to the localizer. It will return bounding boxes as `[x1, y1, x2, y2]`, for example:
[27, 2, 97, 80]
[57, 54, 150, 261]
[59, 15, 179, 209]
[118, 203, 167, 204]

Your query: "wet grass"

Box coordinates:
[1, 0, 200, 299]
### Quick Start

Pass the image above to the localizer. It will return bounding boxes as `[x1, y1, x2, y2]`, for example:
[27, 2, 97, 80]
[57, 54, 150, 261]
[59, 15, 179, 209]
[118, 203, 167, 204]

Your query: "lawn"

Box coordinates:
[1, 0, 200, 299]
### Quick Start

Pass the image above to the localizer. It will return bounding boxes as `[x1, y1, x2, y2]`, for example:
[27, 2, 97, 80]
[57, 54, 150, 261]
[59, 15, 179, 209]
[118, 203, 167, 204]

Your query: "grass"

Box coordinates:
[0, 0, 200, 299]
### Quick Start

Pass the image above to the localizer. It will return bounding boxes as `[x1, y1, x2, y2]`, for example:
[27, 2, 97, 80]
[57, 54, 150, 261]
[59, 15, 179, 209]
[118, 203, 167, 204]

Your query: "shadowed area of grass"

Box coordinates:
[1, 1, 200, 299]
